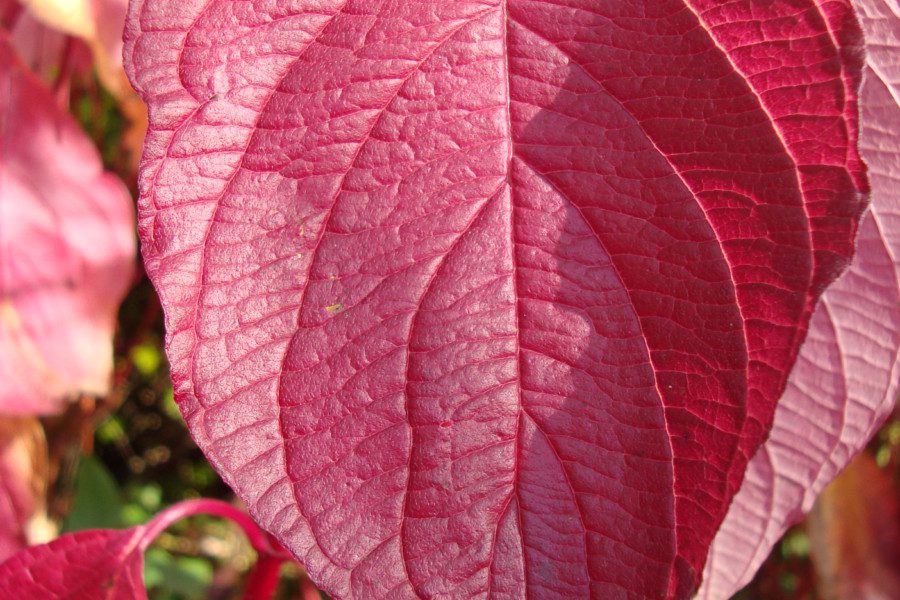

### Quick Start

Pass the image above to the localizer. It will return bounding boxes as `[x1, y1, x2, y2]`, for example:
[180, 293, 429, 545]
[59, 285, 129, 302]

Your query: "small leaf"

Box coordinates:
[0, 416, 50, 562]
[0, 499, 289, 599]
[143, 546, 213, 599]
[63, 455, 124, 532]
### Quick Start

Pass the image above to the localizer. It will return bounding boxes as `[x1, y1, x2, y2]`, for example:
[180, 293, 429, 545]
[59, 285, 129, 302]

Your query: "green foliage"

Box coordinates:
[64, 456, 124, 532]
[144, 547, 214, 600]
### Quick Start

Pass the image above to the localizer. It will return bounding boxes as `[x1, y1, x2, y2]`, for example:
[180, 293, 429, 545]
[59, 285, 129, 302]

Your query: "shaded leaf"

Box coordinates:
[143, 546, 213, 600]
[0, 416, 50, 562]
[63, 455, 124, 532]
[0, 526, 148, 599]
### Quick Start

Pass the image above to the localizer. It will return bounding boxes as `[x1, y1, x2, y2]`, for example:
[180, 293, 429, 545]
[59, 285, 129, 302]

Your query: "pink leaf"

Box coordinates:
[0, 1, 73, 83]
[14, 0, 132, 98]
[124, 2, 867, 597]
[700, 1, 900, 597]
[0, 33, 135, 415]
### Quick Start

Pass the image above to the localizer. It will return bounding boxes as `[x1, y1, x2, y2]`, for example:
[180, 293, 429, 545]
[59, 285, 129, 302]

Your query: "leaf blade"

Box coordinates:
[125, 2, 868, 597]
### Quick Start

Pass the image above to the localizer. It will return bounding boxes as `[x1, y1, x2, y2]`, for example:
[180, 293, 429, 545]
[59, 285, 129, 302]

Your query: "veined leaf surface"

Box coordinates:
[701, 0, 900, 596]
[124, 2, 867, 597]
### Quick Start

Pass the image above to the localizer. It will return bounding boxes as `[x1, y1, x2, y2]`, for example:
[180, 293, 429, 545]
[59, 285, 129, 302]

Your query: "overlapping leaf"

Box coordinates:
[0, 33, 134, 415]
[700, 1, 899, 596]
[125, 1, 866, 597]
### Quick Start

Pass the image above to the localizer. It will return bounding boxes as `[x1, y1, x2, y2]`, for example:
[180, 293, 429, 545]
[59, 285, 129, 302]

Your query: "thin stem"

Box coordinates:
[137, 499, 294, 600]
[139, 498, 288, 559]
[300, 575, 322, 600]
[242, 553, 284, 600]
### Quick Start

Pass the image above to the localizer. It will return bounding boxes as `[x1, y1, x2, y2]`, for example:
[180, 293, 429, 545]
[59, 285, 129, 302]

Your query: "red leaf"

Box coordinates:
[0, 527, 148, 600]
[0, 33, 135, 415]
[0, 498, 288, 599]
[124, 2, 867, 597]
[700, 1, 900, 596]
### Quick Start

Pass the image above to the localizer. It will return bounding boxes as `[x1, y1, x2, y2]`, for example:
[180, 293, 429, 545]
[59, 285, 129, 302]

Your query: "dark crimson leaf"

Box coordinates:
[124, 2, 867, 597]
[701, 1, 900, 596]
[0, 33, 134, 415]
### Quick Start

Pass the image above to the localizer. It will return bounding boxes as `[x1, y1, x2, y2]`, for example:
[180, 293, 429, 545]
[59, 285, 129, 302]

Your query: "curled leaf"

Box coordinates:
[0, 499, 287, 599]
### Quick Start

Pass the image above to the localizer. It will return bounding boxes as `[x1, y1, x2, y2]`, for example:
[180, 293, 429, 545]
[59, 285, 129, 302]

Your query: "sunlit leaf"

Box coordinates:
[125, 2, 867, 597]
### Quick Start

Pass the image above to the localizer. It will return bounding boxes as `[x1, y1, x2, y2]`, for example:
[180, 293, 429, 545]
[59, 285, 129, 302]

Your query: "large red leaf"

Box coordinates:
[700, 0, 899, 596]
[0, 33, 135, 415]
[124, 2, 866, 597]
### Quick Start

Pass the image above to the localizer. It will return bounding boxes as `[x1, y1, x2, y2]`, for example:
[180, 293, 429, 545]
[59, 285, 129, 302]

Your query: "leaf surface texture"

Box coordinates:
[124, 1, 867, 597]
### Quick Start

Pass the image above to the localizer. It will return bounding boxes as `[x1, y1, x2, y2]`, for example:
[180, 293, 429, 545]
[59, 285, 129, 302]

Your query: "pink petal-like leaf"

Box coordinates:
[0, 33, 135, 415]
[0, 1, 74, 82]
[700, 1, 899, 596]
[125, 2, 867, 597]
[15, 0, 133, 98]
